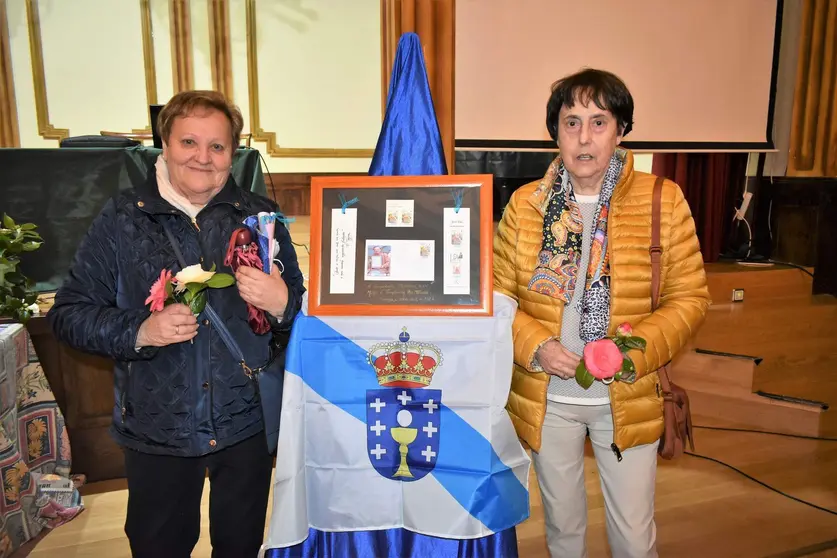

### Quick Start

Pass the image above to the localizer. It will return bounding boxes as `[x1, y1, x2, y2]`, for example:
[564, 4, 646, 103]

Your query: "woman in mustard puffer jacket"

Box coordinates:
[494, 69, 710, 558]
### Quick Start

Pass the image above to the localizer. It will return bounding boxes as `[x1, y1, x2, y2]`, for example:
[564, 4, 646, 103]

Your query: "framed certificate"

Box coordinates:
[308, 174, 494, 316]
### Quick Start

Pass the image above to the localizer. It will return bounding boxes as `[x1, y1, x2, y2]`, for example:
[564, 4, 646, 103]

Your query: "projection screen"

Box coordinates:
[455, 0, 783, 152]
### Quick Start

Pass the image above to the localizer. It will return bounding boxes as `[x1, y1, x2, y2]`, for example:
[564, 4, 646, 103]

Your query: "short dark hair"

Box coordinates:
[546, 68, 634, 141]
[157, 90, 244, 147]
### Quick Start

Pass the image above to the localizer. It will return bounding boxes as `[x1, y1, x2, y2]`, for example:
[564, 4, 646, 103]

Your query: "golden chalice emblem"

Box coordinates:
[391, 409, 417, 478]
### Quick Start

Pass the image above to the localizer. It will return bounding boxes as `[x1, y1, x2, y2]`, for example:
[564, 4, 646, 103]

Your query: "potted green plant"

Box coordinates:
[0, 213, 43, 324]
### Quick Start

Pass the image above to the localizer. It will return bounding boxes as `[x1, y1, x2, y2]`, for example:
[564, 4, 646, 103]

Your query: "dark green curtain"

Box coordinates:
[0, 146, 266, 291]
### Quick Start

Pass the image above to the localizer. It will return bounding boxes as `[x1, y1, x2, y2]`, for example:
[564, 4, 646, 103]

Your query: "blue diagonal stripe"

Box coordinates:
[284, 313, 529, 533]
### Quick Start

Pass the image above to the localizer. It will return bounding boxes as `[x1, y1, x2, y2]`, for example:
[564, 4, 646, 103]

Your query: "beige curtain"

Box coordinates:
[765, 0, 802, 176]
[787, 0, 837, 177]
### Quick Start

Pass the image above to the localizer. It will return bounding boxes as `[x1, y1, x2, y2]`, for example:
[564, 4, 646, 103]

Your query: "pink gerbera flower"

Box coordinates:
[145, 269, 172, 312]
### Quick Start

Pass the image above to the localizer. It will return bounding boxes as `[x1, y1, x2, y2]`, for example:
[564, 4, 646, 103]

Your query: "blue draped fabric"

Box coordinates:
[264, 527, 518, 558]
[368, 32, 448, 176]
[267, 31, 519, 558]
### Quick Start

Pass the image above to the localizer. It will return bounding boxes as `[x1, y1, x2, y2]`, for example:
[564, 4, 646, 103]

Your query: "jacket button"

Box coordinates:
[234, 202, 240, 207]
[203, 319, 209, 326]
[137, 201, 144, 207]
[209, 439, 217, 447]
[202, 381, 209, 389]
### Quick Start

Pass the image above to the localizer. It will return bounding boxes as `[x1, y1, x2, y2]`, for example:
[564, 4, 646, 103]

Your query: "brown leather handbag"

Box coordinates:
[650, 176, 695, 460]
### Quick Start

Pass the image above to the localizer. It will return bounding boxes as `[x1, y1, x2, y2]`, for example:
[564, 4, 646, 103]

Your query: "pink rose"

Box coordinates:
[583, 339, 624, 379]
[144, 269, 172, 312]
[616, 322, 633, 337]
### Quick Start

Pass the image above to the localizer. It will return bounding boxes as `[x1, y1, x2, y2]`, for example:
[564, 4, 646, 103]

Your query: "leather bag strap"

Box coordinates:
[651, 176, 664, 312]
[650, 176, 674, 391]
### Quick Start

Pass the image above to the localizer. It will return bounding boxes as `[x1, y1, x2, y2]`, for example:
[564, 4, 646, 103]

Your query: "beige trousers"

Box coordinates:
[532, 401, 659, 558]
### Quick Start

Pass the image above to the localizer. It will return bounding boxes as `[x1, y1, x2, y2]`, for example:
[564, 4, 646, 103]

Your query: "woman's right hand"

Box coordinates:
[536, 340, 581, 379]
[135, 304, 199, 348]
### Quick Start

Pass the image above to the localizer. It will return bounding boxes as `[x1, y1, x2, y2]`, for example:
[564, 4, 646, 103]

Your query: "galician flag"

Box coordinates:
[260, 292, 530, 554]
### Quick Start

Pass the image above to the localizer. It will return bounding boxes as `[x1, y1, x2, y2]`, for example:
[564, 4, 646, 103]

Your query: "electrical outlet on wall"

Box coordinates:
[732, 289, 745, 302]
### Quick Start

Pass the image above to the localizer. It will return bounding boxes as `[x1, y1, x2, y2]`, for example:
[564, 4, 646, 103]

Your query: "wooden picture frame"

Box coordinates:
[308, 174, 494, 317]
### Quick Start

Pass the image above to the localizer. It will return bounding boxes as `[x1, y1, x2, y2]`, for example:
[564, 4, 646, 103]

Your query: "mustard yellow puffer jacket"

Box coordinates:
[494, 149, 711, 454]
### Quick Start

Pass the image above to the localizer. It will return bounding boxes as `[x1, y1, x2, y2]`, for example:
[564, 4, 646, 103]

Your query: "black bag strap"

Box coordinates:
[159, 218, 268, 378]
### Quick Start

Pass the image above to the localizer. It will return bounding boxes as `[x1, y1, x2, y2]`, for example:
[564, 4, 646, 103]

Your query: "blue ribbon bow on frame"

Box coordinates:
[452, 188, 464, 213]
[338, 193, 359, 214]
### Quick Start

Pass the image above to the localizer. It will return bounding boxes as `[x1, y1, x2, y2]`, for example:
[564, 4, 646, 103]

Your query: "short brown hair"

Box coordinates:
[157, 90, 244, 147]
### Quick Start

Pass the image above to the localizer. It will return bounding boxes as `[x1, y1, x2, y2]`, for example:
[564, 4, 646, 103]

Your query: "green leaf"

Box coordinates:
[189, 290, 207, 315]
[209, 262, 217, 272]
[19, 223, 37, 231]
[165, 280, 173, 298]
[21, 241, 42, 252]
[2, 214, 15, 229]
[185, 282, 208, 297]
[621, 357, 636, 374]
[624, 337, 647, 351]
[4, 271, 23, 284]
[613, 337, 628, 352]
[205, 273, 235, 289]
[575, 361, 596, 390]
[11, 307, 31, 324]
[24, 293, 38, 305]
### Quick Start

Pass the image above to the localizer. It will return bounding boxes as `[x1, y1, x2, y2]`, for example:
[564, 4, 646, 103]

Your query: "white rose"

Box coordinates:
[174, 264, 215, 290]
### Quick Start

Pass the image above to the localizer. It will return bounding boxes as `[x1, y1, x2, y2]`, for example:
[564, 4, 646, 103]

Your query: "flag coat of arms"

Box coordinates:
[260, 292, 531, 552]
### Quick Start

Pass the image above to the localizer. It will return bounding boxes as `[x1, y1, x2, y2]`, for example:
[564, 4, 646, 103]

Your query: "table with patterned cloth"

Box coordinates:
[0, 323, 83, 557]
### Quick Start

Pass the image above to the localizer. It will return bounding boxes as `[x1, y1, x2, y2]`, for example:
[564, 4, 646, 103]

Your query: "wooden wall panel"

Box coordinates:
[381, 0, 455, 173]
[0, 0, 19, 147]
[26, 0, 69, 142]
[266, 173, 365, 216]
[130, 0, 158, 136]
[208, 0, 233, 100]
[169, 0, 194, 93]
[265, 174, 313, 216]
[788, 0, 837, 177]
[753, 176, 837, 296]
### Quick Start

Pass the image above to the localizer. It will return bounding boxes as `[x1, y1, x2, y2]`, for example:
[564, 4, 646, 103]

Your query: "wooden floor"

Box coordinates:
[19, 217, 837, 558]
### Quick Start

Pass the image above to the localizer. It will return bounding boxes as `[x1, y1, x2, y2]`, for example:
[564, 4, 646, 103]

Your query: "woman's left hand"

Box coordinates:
[236, 265, 288, 318]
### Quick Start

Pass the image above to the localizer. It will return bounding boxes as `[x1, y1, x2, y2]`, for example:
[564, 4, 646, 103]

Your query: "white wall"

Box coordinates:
[5, 0, 648, 177]
[6, 0, 382, 173]
[235, 0, 382, 172]
[634, 153, 653, 174]
[8, 0, 150, 148]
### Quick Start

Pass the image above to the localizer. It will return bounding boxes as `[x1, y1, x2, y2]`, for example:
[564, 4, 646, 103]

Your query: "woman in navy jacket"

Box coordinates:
[49, 90, 305, 558]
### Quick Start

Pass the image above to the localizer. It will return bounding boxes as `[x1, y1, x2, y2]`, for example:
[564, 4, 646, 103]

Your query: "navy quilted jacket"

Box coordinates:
[48, 173, 305, 457]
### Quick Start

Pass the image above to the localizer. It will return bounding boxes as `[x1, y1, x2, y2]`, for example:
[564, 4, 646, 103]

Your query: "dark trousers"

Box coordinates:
[123, 433, 274, 558]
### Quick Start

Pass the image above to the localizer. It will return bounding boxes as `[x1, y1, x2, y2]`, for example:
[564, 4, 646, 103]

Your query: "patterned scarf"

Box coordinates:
[527, 153, 624, 342]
